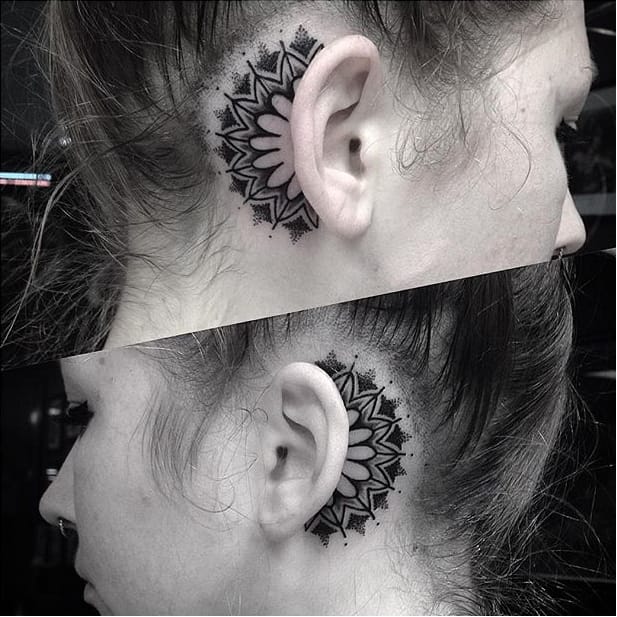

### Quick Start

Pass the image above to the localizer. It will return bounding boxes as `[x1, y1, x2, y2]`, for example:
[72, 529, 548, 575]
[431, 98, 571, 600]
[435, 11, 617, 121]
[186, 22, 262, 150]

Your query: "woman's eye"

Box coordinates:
[59, 400, 93, 436]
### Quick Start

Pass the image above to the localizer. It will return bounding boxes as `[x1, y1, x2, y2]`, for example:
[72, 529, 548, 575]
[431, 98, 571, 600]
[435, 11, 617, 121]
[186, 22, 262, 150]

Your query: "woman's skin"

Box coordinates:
[105, 1, 593, 349]
[39, 341, 457, 615]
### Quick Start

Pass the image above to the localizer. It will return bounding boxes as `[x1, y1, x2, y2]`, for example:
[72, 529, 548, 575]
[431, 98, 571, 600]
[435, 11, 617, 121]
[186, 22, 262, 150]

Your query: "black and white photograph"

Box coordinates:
[1, 1, 614, 615]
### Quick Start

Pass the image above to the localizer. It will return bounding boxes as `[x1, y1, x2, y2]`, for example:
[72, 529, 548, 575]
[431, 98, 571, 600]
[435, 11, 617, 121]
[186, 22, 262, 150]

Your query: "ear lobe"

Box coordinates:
[290, 35, 384, 240]
[259, 362, 349, 542]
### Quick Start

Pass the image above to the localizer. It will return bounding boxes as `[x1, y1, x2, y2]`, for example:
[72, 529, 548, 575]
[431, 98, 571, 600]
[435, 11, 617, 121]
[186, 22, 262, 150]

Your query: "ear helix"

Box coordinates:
[290, 35, 382, 240]
[259, 362, 349, 542]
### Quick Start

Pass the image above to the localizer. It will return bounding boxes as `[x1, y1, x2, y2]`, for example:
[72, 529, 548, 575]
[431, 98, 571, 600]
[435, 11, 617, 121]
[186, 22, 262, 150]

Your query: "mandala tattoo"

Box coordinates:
[215, 26, 323, 243]
[307, 352, 411, 547]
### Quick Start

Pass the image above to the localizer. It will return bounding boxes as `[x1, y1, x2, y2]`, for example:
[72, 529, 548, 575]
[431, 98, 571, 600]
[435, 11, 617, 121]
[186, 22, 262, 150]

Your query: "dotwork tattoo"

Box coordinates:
[307, 352, 411, 547]
[215, 26, 323, 243]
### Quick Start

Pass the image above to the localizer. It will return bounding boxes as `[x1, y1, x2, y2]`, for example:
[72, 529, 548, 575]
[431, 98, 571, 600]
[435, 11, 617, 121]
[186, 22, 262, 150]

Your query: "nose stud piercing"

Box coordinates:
[58, 517, 69, 537]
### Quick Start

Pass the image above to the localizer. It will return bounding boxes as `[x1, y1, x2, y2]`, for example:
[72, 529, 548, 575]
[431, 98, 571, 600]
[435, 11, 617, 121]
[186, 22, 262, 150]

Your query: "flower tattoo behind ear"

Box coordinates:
[308, 352, 411, 547]
[215, 26, 323, 243]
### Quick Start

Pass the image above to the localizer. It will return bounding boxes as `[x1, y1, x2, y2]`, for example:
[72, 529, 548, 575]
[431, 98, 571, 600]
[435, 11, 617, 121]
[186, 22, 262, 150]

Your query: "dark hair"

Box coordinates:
[140, 258, 574, 614]
[2, 0, 556, 368]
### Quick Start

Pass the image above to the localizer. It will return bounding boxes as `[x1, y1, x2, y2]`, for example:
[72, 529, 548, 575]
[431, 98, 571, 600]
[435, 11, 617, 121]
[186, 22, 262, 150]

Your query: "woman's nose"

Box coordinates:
[39, 446, 76, 526]
[554, 191, 586, 256]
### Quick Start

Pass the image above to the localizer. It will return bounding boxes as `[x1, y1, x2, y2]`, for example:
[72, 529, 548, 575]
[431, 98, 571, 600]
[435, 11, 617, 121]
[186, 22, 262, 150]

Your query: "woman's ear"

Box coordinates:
[258, 362, 349, 542]
[291, 35, 384, 240]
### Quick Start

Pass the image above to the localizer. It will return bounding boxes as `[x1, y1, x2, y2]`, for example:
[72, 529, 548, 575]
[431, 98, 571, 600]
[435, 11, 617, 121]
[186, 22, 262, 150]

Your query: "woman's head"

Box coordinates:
[39, 260, 575, 614]
[3, 0, 592, 364]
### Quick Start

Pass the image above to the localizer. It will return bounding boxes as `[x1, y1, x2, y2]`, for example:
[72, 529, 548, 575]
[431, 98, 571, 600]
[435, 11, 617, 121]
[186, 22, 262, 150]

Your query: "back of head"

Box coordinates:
[141, 259, 574, 613]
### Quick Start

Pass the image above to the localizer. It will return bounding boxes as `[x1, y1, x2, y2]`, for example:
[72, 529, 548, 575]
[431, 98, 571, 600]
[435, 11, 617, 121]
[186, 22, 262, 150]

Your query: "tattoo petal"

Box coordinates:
[346, 445, 376, 461]
[348, 428, 373, 445]
[306, 352, 412, 546]
[347, 408, 360, 426]
[253, 151, 284, 169]
[250, 136, 280, 150]
[271, 93, 292, 119]
[215, 27, 323, 242]
[256, 113, 287, 136]
[286, 175, 302, 200]
[267, 164, 292, 188]
[342, 460, 371, 481]
[337, 475, 358, 498]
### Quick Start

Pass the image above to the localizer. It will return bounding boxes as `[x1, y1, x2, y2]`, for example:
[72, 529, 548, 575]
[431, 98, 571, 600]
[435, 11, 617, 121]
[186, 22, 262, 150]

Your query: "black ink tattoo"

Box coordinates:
[215, 26, 323, 243]
[307, 352, 411, 546]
